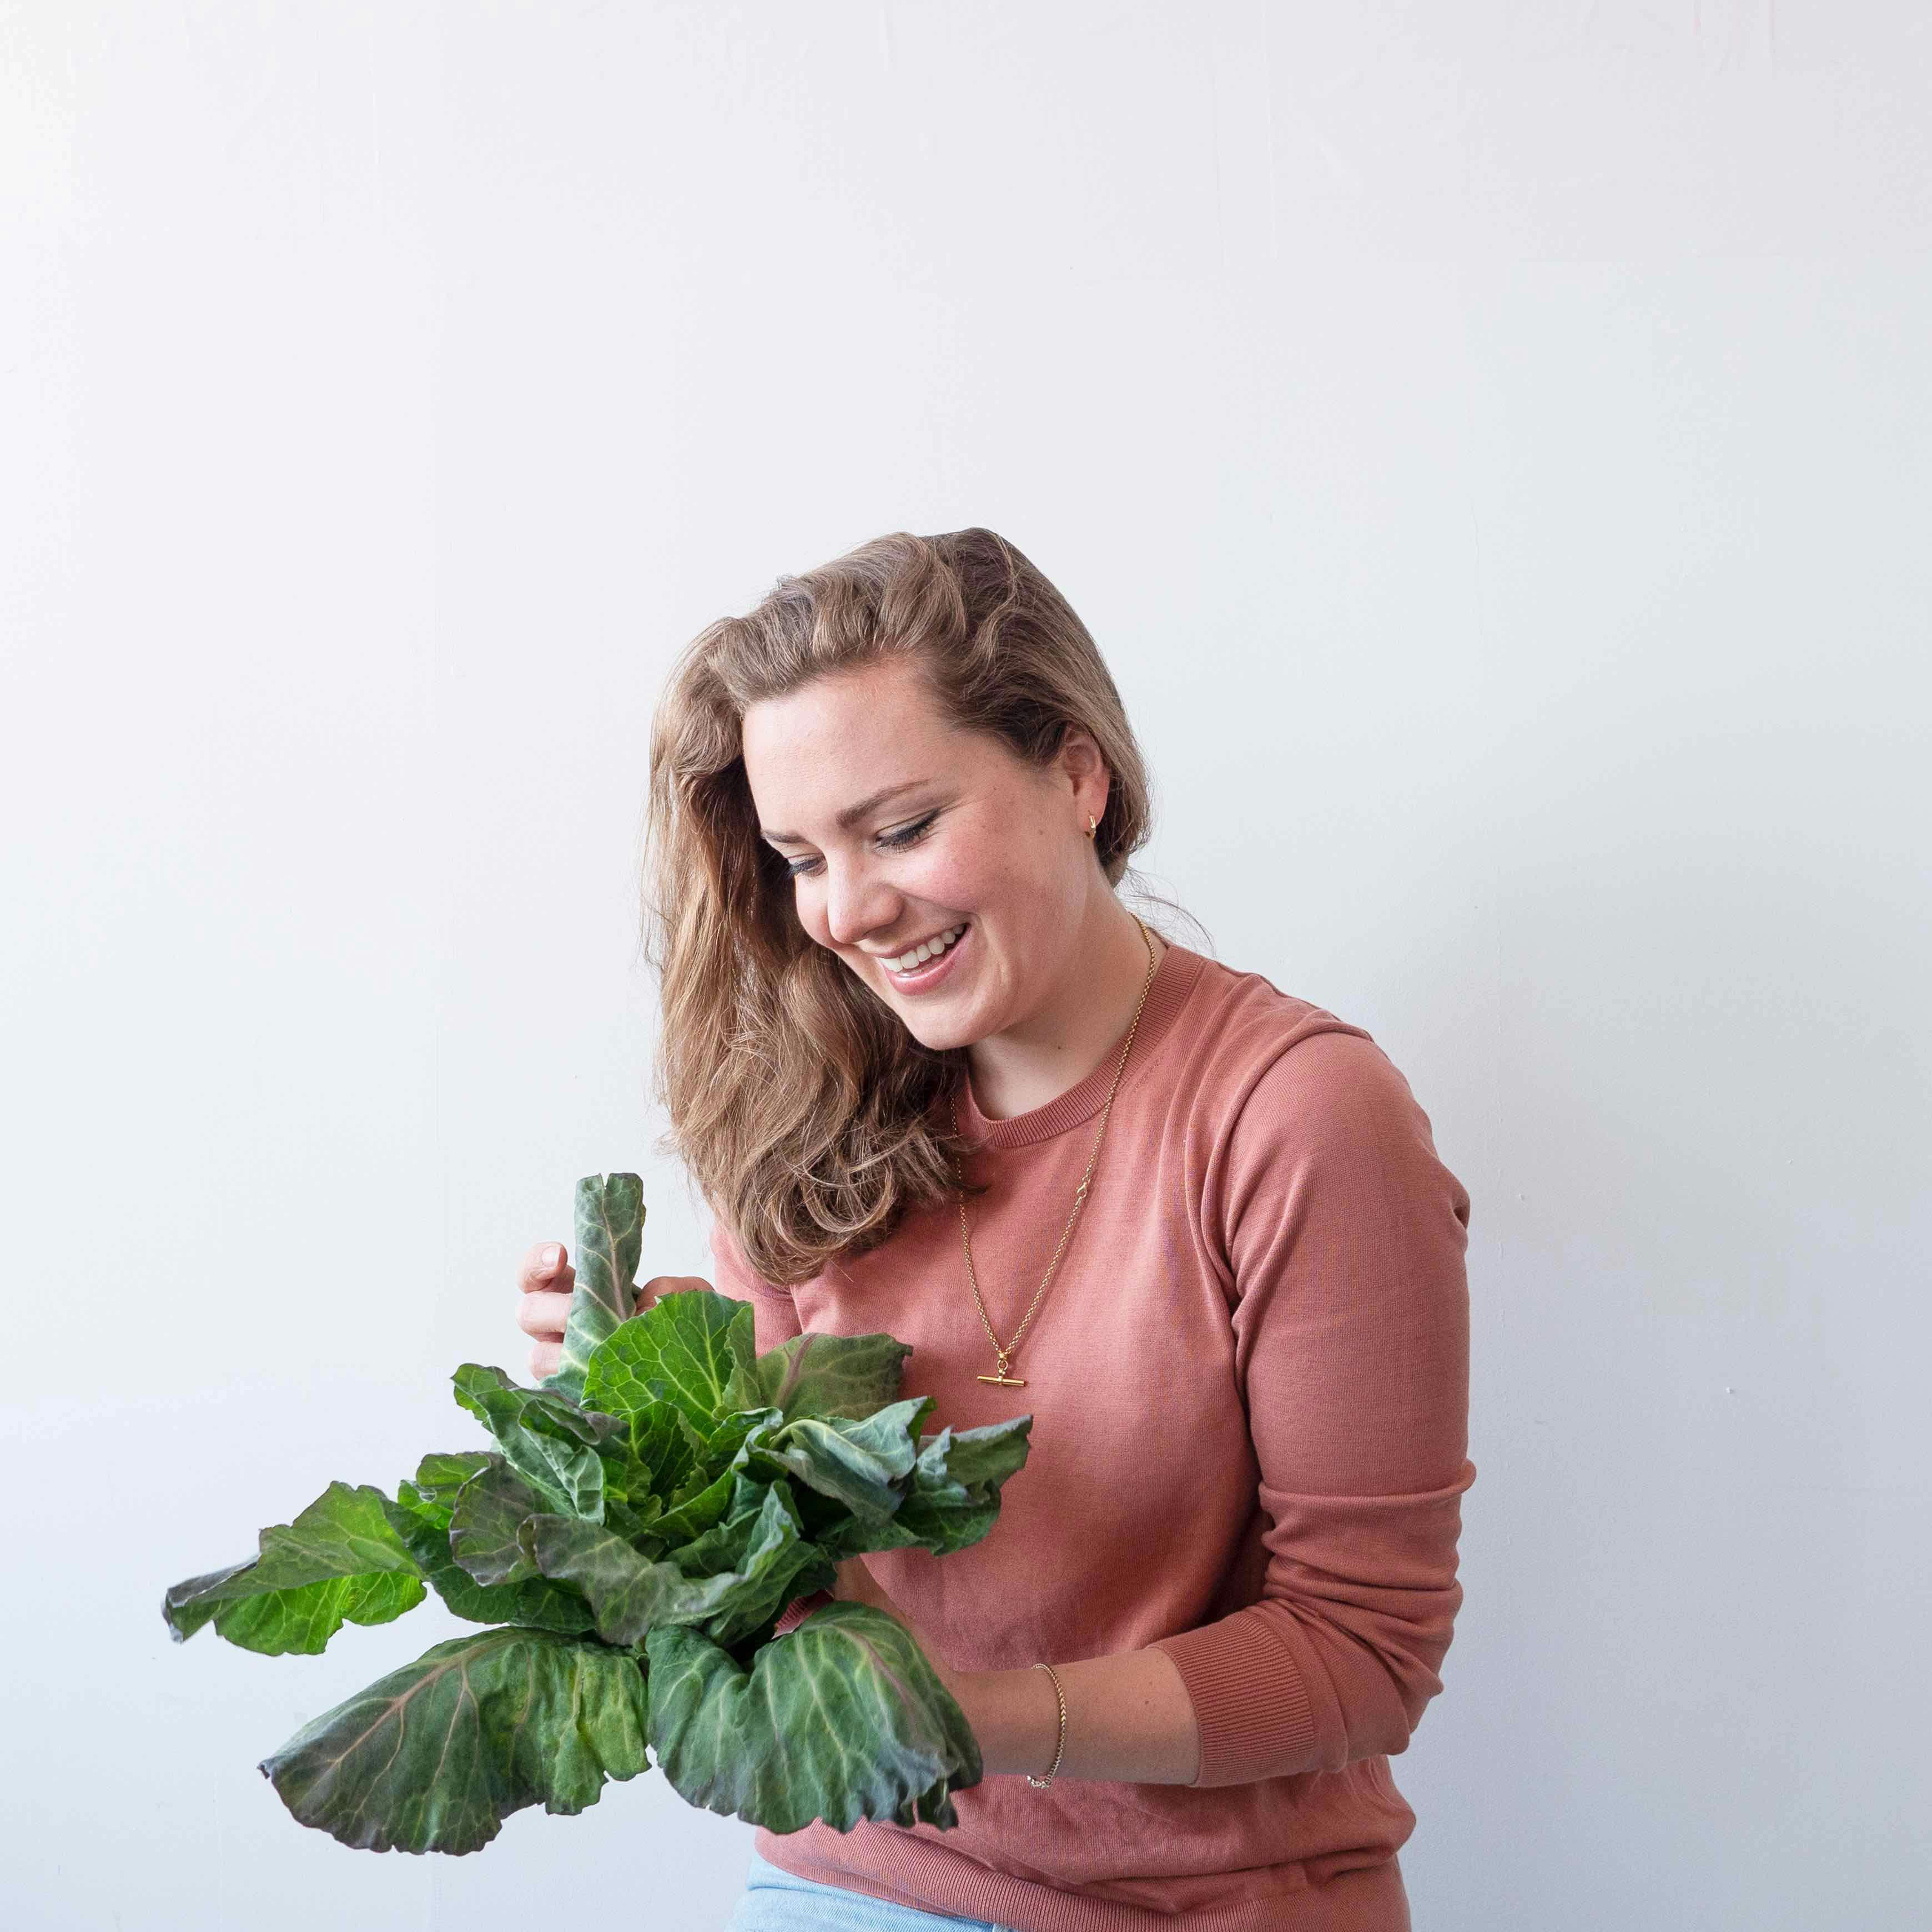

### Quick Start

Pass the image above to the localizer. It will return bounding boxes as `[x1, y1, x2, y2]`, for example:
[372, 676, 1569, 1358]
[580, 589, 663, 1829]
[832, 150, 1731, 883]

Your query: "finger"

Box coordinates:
[634, 1274, 712, 1311]
[516, 1288, 573, 1342]
[519, 1242, 571, 1295]
[522, 1260, 574, 1302]
[529, 1338, 561, 1382]
[632, 1274, 685, 1315]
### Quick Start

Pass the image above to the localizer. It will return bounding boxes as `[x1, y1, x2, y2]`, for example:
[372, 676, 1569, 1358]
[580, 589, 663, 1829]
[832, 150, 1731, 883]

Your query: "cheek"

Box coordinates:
[923, 818, 1012, 903]
[927, 852, 1009, 922]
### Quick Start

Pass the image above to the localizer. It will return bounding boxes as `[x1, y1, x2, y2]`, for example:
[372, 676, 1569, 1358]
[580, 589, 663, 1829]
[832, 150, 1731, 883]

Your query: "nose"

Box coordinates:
[822, 854, 900, 949]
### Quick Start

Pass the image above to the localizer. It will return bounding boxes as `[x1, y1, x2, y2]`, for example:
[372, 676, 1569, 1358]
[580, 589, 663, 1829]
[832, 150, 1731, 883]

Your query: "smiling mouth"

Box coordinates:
[879, 920, 970, 975]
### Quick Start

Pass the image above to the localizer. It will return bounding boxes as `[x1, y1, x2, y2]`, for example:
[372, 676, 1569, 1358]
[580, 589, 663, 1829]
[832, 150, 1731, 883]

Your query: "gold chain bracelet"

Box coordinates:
[1027, 1661, 1067, 1788]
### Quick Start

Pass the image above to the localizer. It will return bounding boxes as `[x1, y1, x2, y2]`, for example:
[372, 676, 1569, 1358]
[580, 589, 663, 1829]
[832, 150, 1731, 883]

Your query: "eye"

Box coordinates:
[781, 812, 937, 880]
[878, 812, 938, 852]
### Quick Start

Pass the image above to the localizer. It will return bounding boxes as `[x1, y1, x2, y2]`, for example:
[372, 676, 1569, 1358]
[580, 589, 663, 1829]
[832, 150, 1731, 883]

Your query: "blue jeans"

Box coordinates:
[726, 1850, 1019, 1932]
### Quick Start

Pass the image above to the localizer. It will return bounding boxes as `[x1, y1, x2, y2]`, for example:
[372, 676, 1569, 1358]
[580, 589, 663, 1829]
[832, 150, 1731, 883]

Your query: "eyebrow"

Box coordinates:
[759, 779, 935, 844]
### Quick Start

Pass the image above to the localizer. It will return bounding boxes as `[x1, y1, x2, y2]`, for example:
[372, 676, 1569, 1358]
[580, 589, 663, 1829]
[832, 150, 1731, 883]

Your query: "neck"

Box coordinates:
[965, 898, 1165, 1123]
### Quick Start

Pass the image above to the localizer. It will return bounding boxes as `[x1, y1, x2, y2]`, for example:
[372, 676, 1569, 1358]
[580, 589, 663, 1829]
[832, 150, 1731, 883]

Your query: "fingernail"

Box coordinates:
[541, 1244, 562, 1270]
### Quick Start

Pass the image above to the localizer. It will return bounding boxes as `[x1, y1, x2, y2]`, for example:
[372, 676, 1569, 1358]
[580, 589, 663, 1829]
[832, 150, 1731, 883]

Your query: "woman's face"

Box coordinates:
[741, 655, 1111, 1050]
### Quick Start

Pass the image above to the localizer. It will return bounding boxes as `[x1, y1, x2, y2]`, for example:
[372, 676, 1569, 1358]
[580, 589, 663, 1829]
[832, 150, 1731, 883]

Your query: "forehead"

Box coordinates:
[741, 658, 981, 809]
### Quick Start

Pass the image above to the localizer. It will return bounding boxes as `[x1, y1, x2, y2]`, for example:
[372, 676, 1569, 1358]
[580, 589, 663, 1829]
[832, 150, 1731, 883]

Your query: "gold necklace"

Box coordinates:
[947, 914, 1161, 1387]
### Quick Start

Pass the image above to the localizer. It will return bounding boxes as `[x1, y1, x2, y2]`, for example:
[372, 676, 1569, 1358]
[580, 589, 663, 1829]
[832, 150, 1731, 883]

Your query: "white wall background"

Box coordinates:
[4, 4, 1927, 1928]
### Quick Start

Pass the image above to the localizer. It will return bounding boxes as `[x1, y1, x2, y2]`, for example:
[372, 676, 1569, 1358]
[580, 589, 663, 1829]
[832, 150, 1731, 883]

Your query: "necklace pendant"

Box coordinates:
[977, 1370, 1028, 1386]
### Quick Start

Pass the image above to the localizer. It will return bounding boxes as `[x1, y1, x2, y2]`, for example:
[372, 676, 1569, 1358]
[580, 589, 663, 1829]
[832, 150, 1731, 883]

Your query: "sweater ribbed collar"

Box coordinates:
[949, 939, 1205, 1150]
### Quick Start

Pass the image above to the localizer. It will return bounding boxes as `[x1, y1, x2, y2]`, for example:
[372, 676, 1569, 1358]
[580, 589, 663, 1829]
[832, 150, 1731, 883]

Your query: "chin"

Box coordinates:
[902, 997, 994, 1052]
[901, 1014, 973, 1052]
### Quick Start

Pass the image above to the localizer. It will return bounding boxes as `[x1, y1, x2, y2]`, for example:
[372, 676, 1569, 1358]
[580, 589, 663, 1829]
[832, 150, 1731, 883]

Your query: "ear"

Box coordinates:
[1056, 724, 1111, 824]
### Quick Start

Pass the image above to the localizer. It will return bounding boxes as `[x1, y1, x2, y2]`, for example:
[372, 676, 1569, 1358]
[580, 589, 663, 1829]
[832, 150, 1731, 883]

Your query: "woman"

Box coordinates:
[517, 529, 1476, 1932]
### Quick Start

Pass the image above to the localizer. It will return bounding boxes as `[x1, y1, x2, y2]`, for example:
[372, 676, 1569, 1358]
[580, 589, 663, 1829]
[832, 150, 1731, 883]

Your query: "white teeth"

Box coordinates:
[889, 923, 966, 973]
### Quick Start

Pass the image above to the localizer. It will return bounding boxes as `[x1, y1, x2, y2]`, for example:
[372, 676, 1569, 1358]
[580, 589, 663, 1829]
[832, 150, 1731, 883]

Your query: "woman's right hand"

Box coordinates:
[515, 1241, 712, 1383]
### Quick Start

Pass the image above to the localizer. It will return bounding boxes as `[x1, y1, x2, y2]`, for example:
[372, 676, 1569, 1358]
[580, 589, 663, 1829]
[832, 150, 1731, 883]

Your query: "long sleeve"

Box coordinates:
[1150, 1027, 1476, 1789]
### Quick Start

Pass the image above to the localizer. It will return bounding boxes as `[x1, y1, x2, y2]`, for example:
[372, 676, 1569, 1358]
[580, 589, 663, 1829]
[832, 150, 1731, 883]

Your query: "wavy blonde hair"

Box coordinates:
[642, 527, 1196, 1286]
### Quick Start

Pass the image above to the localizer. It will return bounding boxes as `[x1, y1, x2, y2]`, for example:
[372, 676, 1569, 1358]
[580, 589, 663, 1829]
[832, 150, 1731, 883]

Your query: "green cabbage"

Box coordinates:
[162, 1173, 1031, 1855]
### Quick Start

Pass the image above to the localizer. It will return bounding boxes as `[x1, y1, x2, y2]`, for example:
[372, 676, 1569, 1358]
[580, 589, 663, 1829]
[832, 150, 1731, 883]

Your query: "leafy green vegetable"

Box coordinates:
[447, 1458, 552, 1586]
[261, 1626, 650, 1854]
[386, 1455, 596, 1636]
[163, 1481, 425, 1656]
[519, 1514, 733, 1644]
[452, 1364, 617, 1519]
[582, 1285, 752, 1430]
[163, 1171, 1032, 1855]
[745, 1398, 934, 1520]
[646, 1601, 982, 1832]
[547, 1171, 644, 1403]
[618, 1398, 706, 1502]
[727, 1326, 914, 1422]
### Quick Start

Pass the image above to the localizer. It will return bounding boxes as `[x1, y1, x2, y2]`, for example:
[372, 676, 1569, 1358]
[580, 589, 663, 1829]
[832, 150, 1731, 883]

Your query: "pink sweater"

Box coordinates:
[707, 940, 1476, 1932]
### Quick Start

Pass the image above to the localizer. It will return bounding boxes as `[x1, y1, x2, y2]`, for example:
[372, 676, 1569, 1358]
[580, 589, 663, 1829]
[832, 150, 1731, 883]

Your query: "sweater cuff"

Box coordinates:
[1151, 1611, 1319, 1788]
[773, 1588, 834, 1637]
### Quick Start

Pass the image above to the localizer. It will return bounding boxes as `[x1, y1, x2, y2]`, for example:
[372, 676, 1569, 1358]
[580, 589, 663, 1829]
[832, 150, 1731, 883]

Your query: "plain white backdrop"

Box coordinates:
[4, 4, 1928, 1929]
